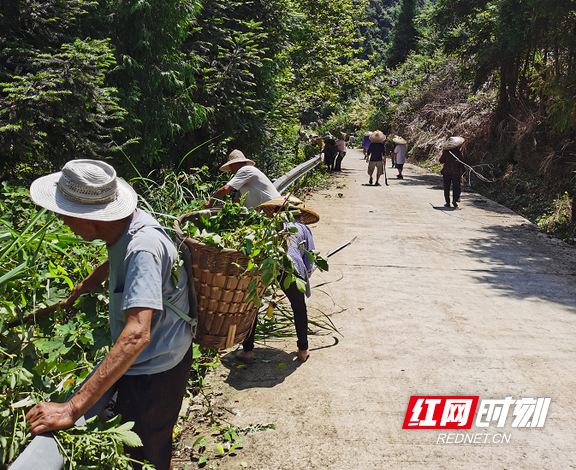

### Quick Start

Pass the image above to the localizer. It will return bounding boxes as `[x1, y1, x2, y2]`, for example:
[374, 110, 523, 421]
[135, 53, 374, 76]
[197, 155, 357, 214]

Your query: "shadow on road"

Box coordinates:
[220, 336, 340, 390]
[370, 171, 576, 308]
[465, 223, 576, 308]
[219, 346, 303, 390]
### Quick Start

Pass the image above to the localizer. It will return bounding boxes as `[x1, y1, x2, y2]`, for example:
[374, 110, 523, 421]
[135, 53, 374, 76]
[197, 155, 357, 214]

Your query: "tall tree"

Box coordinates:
[385, 0, 419, 68]
[185, 0, 370, 168]
[0, 0, 125, 177]
[432, 0, 532, 112]
[354, 0, 396, 63]
[184, 0, 292, 166]
[83, 0, 207, 168]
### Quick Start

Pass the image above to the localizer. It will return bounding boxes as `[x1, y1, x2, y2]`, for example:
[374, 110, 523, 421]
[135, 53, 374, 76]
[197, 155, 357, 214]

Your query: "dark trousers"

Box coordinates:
[114, 345, 193, 470]
[243, 280, 309, 351]
[443, 174, 461, 204]
[324, 154, 334, 171]
[334, 152, 345, 171]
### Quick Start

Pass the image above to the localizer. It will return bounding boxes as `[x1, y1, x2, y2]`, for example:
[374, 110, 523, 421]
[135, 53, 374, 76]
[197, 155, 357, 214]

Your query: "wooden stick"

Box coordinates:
[225, 324, 237, 349]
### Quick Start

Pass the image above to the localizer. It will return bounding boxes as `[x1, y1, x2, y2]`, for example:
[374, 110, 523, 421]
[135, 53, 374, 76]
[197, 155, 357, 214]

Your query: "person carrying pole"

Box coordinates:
[439, 136, 466, 208]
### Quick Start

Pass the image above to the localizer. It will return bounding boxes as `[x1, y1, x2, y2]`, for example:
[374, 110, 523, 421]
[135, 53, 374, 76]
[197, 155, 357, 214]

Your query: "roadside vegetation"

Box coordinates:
[3, 0, 576, 468]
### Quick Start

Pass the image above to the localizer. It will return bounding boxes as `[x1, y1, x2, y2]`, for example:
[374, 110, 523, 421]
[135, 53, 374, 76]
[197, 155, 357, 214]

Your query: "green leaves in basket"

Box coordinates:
[183, 200, 328, 306]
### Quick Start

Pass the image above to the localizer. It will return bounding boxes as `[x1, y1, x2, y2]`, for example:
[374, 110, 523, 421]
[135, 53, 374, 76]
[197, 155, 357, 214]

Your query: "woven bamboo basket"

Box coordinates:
[174, 211, 266, 350]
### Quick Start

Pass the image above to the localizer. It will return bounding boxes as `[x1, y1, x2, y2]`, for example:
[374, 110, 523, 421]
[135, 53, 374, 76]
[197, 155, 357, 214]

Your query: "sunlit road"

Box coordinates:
[196, 148, 576, 470]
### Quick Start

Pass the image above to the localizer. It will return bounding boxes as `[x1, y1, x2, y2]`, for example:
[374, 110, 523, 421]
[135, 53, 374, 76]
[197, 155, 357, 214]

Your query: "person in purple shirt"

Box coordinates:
[236, 196, 320, 364]
[362, 131, 372, 157]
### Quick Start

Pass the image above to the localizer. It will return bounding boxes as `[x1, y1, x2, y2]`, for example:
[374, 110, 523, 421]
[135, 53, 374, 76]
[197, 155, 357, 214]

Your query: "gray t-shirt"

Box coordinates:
[108, 209, 192, 375]
[227, 165, 280, 209]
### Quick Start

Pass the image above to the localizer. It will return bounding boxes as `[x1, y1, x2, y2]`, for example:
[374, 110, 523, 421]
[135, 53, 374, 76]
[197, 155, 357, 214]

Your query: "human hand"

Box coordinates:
[59, 282, 84, 308]
[26, 401, 76, 436]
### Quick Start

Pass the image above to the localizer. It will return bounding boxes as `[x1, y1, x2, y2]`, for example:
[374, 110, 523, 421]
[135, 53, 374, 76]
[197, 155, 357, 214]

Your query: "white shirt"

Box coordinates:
[227, 165, 280, 209]
[394, 144, 407, 164]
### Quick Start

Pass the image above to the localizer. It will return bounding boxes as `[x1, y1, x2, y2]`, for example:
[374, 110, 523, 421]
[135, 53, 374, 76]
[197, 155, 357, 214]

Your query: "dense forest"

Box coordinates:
[2, 0, 576, 466]
[3, 0, 575, 179]
[3, 0, 576, 236]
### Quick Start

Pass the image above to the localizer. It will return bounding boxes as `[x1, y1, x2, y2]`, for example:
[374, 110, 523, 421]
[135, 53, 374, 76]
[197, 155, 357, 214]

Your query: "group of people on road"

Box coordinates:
[321, 132, 348, 172]
[362, 130, 407, 184]
[360, 130, 466, 207]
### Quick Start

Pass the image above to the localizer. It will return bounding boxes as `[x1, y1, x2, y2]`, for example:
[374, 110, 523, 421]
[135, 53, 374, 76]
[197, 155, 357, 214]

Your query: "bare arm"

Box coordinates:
[26, 306, 152, 435]
[60, 260, 110, 308]
[205, 184, 234, 208]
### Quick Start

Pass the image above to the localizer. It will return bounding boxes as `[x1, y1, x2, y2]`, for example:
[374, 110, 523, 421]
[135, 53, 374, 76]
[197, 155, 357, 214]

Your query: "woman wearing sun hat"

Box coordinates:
[440, 136, 466, 207]
[393, 136, 407, 179]
[236, 195, 320, 364]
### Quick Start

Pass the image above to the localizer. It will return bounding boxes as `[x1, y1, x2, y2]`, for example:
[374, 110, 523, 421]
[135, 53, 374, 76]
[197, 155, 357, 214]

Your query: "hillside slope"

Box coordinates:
[390, 59, 576, 242]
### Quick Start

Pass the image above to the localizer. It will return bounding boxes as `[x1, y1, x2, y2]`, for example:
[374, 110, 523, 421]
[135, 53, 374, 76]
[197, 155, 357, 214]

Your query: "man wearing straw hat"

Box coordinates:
[365, 130, 386, 186]
[393, 136, 407, 179]
[236, 195, 320, 364]
[440, 136, 466, 208]
[205, 149, 280, 209]
[26, 159, 193, 470]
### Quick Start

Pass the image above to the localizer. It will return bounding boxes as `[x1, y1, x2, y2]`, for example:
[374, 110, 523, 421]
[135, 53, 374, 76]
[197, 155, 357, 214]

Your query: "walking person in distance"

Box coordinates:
[393, 136, 407, 179]
[365, 130, 386, 186]
[439, 136, 466, 208]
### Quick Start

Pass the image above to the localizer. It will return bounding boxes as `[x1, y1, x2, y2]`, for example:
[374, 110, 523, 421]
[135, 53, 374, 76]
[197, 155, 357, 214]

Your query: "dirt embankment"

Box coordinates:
[390, 63, 576, 241]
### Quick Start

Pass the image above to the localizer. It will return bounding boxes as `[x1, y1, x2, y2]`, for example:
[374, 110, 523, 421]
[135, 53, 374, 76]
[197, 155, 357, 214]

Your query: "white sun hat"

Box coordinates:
[30, 159, 138, 221]
[442, 136, 465, 149]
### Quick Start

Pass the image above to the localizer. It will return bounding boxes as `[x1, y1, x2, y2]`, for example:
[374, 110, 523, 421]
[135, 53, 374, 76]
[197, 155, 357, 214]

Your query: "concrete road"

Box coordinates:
[179, 148, 576, 470]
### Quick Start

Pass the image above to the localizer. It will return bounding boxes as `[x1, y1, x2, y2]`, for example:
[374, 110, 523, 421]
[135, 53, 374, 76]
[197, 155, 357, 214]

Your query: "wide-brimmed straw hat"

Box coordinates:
[256, 195, 320, 225]
[442, 136, 465, 149]
[29, 159, 138, 222]
[219, 149, 255, 172]
[369, 130, 386, 143]
[393, 136, 407, 145]
[363, 131, 372, 137]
